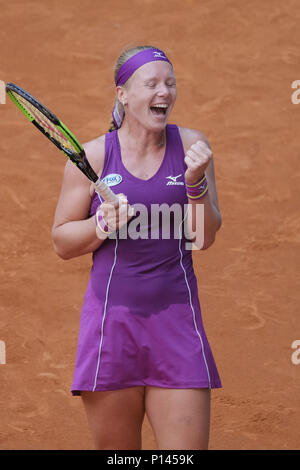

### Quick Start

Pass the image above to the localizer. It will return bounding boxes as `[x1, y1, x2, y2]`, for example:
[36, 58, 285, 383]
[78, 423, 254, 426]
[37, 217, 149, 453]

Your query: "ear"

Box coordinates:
[116, 85, 127, 104]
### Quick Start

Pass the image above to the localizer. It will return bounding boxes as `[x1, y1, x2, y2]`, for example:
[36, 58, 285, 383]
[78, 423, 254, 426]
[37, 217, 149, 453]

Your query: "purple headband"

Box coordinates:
[112, 48, 172, 129]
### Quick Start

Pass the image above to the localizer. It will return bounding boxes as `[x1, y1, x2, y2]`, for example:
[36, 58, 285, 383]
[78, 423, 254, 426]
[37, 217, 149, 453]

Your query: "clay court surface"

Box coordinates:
[0, 0, 299, 450]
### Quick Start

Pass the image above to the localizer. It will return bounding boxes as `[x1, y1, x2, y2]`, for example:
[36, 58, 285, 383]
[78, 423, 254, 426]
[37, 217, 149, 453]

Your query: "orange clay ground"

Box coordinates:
[0, 0, 299, 449]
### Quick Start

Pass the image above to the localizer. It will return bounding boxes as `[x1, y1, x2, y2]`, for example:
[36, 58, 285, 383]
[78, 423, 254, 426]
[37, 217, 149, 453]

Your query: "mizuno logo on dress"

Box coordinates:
[166, 174, 184, 186]
[102, 174, 123, 186]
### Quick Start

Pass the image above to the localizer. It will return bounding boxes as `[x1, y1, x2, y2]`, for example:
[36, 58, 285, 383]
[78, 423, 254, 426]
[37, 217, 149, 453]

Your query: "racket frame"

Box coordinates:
[6, 82, 118, 204]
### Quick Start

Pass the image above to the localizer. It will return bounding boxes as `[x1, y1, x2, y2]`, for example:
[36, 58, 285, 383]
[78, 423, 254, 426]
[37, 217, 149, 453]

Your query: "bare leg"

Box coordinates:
[81, 386, 145, 450]
[145, 387, 211, 450]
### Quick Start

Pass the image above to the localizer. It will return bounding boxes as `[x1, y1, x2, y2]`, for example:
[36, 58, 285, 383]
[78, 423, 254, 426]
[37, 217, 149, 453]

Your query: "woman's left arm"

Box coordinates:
[179, 127, 222, 250]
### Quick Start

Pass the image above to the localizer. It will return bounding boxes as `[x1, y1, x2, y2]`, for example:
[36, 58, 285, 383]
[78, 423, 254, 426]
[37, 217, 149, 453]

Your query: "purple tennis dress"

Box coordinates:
[71, 124, 222, 395]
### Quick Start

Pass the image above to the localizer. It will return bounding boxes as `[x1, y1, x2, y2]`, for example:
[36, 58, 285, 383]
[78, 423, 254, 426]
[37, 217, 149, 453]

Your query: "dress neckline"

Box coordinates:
[115, 125, 169, 184]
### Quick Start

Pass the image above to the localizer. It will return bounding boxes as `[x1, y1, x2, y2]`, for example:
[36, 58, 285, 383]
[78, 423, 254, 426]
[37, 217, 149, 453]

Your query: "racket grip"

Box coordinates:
[93, 178, 119, 205]
[93, 178, 135, 217]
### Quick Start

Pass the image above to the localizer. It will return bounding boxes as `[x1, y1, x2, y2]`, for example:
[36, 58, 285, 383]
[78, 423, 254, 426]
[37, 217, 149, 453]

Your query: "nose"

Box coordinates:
[156, 83, 170, 96]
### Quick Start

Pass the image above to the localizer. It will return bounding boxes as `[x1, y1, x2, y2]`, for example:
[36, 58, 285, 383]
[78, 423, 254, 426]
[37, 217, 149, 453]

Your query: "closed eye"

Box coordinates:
[145, 80, 176, 88]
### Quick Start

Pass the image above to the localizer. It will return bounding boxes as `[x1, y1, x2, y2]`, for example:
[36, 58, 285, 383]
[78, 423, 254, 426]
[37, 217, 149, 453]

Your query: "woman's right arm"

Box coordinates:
[51, 136, 106, 260]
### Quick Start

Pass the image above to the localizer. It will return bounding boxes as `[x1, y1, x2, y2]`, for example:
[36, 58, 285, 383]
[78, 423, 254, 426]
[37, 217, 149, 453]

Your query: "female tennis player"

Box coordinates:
[52, 45, 222, 450]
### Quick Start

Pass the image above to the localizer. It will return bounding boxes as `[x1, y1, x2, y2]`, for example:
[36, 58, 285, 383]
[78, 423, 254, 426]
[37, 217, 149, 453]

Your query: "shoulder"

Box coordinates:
[63, 133, 107, 198]
[177, 126, 211, 154]
[82, 133, 106, 175]
[81, 133, 108, 198]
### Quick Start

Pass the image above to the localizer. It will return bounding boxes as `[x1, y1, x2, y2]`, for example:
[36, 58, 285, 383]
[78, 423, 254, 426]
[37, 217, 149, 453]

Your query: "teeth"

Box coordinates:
[152, 104, 168, 108]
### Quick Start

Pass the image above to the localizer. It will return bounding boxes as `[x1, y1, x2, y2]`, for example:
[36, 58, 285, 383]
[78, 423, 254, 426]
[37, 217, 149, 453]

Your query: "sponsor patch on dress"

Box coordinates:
[102, 173, 123, 186]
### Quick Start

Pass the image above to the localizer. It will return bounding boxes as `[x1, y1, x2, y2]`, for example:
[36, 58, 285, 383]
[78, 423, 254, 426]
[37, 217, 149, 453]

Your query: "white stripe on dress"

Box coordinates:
[93, 194, 118, 391]
[178, 209, 212, 388]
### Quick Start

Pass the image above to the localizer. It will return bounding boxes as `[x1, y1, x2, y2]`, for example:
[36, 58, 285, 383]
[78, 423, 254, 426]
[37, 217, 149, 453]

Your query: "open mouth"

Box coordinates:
[150, 104, 168, 117]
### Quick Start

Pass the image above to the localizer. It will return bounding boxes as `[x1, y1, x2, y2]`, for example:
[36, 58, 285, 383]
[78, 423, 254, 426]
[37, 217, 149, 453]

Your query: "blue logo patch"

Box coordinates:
[103, 173, 122, 187]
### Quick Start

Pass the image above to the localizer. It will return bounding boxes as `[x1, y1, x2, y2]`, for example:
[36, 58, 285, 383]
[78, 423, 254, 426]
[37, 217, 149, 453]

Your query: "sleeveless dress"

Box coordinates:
[71, 124, 222, 395]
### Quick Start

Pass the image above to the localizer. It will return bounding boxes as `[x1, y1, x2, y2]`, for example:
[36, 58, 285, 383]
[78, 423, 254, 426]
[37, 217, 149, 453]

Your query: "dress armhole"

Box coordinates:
[174, 125, 188, 172]
[88, 132, 114, 216]
[99, 131, 114, 180]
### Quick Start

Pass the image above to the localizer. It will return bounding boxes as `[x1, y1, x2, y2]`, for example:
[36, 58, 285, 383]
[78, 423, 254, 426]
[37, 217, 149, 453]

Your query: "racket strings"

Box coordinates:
[11, 92, 77, 153]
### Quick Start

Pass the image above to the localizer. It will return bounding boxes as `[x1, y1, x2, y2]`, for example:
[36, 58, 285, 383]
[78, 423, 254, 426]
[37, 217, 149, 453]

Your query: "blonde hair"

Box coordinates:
[108, 45, 164, 132]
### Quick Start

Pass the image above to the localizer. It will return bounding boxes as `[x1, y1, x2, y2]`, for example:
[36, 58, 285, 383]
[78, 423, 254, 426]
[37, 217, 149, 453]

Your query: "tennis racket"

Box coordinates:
[6, 82, 118, 204]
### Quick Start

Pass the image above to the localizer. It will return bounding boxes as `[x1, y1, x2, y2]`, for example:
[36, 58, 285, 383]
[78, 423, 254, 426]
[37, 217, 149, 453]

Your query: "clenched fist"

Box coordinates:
[184, 140, 212, 185]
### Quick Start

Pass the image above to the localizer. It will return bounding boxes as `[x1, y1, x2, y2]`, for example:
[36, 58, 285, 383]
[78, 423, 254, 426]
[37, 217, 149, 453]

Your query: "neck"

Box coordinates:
[118, 118, 166, 155]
